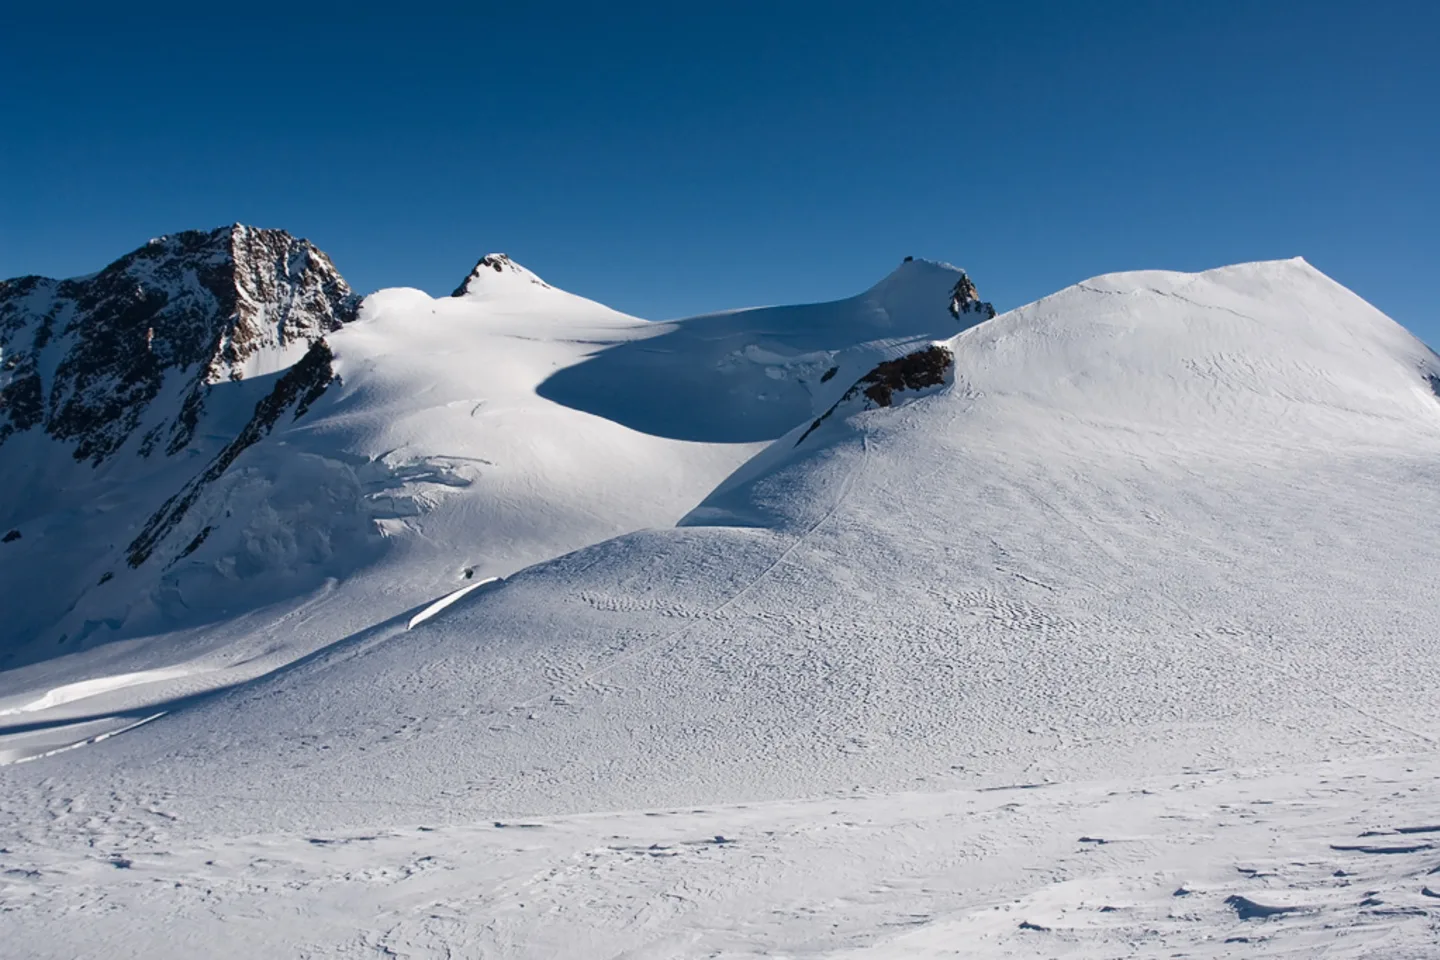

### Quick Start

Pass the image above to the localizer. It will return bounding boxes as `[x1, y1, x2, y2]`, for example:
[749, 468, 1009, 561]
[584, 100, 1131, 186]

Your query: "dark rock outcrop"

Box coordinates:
[797, 345, 954, 445]
[0, 225, 358, 464]
[126, 338, 338, 569]
[858, 346, 954, 407]
[949, 271, 996, 321]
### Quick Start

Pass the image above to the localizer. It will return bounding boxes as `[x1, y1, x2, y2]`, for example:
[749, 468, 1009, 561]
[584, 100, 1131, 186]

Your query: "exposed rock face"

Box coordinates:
[857, 346, 954, 407]
[0, 225, 358, 464]
[127, 339, 338, 569]
[797, 345, 955, 445]
[948, 271, 996, 321]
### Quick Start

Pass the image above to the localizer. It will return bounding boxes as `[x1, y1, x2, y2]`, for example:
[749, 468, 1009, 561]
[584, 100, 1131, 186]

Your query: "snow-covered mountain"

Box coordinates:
[0, 228, 986, 682]
[0, 226, 362, 663]
[0, 224, 357, 464]
[24, 252, 1438, 812]
[3, 242, 1440, 959]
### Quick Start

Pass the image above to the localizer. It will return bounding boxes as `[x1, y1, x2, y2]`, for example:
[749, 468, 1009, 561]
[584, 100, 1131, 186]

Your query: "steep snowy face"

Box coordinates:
[0, 225, 357, 465]
[0, 227, 359, 661]
[53, 258, 1440, 831]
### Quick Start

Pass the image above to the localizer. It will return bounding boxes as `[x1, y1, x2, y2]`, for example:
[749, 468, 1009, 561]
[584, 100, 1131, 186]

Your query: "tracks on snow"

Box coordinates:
[511, 436, 872, 713]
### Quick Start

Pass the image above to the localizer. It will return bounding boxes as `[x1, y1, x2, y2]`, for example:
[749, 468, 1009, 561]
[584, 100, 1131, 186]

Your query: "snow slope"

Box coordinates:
[0, 226, 357, 660]
[537, 255, 990, 442]
[0, 248, 982, 746]
[3, 256, 1440, 958]
[7, 255, 1439, 810]
[5, 754, 1439, 959]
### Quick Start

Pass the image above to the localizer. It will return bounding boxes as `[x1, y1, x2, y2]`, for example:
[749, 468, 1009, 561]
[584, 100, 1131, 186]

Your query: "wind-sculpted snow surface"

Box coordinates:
[4, 256, 1440, 958]
[5, 755, 1439, 959]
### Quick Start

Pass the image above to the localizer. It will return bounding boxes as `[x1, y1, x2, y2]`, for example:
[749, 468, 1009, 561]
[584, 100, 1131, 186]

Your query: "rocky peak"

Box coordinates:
[0, 224, 358, 464]
[948, 271, 996, 321]
[219, 224, 358, 380]
[450, 253, 552, 297]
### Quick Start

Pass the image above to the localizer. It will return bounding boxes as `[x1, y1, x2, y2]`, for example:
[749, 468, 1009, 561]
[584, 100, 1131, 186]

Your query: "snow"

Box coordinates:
[0, 667, 191, 716]
[0, 254, 975, 680]
[3, 754, 1438, 957]
[2, 712, 166, 766]
[3, 255, 1440, 957]
[406, 576, 501, 629]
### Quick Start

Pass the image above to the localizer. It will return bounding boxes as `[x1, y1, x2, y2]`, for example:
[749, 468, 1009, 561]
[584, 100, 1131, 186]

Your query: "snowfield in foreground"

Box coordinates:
[4, 755, 1438, 958]
[3, 252, 1440, 958]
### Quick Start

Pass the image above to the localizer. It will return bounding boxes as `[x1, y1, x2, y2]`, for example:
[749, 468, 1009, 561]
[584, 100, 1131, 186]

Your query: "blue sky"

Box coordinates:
[3, 2, 1436, 343]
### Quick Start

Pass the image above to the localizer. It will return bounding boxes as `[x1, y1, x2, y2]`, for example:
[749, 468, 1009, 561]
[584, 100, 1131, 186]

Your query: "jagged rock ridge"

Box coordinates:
[126, 339, 338, 569]
[948, 271, 996, 321]
[0, 225, 358, 463]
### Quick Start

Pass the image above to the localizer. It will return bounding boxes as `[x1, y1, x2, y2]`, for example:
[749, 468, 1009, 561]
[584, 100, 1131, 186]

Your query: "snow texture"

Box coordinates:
[3, 248, 1440, 958]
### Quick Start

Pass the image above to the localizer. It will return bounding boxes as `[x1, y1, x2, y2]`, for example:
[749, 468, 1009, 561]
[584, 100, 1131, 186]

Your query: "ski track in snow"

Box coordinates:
[512, 435, 871, 713]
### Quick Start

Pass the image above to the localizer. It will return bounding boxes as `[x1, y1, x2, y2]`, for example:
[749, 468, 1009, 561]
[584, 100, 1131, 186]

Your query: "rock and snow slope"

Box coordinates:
[0, 226, 361, 664]
[6, 256, 1439, 806]
[3, 251, 1440, 958]
[0, 224, 357, 463]
[0, 235, 981, 722]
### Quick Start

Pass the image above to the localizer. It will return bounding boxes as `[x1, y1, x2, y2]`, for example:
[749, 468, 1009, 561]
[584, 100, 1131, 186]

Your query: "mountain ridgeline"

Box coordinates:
[0, 225, 358, 465]
[0, 227, 989, 661]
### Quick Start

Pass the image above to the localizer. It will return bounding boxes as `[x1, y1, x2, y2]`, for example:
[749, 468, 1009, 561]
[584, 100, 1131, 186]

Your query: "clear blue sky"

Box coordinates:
[3, 2, 1436, 344]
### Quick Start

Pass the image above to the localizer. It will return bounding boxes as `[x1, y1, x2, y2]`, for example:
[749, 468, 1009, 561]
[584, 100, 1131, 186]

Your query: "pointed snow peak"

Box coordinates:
[878, 255, 963, 283]
[859, 257, 996, 329]
[450, 253, 552, 298]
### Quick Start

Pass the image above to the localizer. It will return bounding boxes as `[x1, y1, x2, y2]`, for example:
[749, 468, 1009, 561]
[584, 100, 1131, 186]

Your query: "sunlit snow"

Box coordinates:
[3, 254, 1439, 958]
